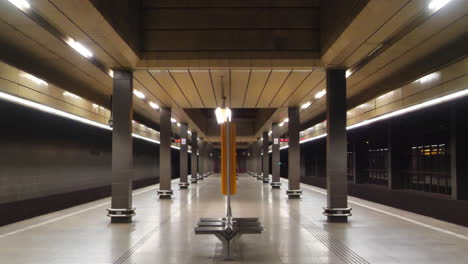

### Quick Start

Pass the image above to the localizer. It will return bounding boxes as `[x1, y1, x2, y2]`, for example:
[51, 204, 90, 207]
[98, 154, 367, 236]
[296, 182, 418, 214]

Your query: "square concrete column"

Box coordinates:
[450, 103, 468, 200]
[256, 139, 263, 180]
[198, 140, 205, 180]
[158, 107, 173, 198]
[178, 123, 189, 189]
[248, 146, 253, 177]
[191, 132, 198, 183]
[287, 107, 302, 198]
[271, 123, 281, 188]
[262, 132, 270, 183]
[387, 121, 402, 190]
[205, 143, 211, 176]
[107, 70, 135, 223]
[207, 144, 212, 176]
[323, 69, 351, 222]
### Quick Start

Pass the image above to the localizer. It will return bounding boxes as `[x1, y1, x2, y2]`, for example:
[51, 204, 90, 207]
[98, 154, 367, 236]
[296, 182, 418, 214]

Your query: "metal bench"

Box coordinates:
[194, 217, 263, 260]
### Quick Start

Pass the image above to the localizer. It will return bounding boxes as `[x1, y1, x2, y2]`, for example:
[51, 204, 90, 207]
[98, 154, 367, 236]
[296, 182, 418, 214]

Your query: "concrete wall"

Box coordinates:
[283, 95, 468, 226]
[0, 100, 178, 225]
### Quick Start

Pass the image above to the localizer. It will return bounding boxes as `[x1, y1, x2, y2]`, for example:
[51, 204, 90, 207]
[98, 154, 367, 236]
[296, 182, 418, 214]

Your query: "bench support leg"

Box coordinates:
[214, 233, 241, 260]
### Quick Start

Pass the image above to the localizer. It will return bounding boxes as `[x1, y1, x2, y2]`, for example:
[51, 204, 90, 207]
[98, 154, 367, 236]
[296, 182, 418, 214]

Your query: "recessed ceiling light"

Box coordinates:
[171, 118, 177, 123]
[8, 0, 30, 10]
[177, 122, 181, 127]
[65, 38, 93, 58]
[358, 104, 367, 108]
[315, 89, 326, 99]
[133, 90, 145, 99]
[429, 0, 451, 12]
[63, 91, 81, 99]
[345, 70, 352, 78]
[279, 122, 284, 127]
[417, 72, 440, 84]
[149, 101, 159, 109]
[20, 73, 47, 86]
[283, 118, 289, 123]
[301, 101, 311, 109]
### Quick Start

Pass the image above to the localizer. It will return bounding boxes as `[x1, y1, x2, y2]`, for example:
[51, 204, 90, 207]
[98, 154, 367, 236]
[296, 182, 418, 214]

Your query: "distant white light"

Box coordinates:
[301, 101, 311, 110]
[171, 118, 177, 123]
[8, 0, 30, 9]
[283, 118, 289, 123]
[20, 73, 48, 86]
[63, 91, 81, 99]
[108, 70, 114, 78]
[188, 130, 192, 134]
[149, 101, 159, 109]
[133, 90, 145, 99]
[65, 38, 93, 58]
[428, 0, 451, 12]
[279, 122, 284, 127]
[315, 89, 326, 99]
[346, 70, 352, 78]
[268, 131, 272, 136]
[417, 72, 440, 84]
[177, 122, 181, 127]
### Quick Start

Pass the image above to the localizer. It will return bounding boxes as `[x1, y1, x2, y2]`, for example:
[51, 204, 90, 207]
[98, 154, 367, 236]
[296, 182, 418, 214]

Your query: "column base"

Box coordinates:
[270, 182, 282, 189]
[286, 189, 302, 199]
[257, 173, 263, 180]
[178, 182, 190, 189]
[262, 178, 270, 183]
[107, 208, 135, 223]
[323, 207, 352, 222]
[158, 189, 173, 199]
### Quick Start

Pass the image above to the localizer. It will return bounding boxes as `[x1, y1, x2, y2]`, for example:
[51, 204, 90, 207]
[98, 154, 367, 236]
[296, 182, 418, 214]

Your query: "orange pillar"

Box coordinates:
[221, 123, 237, 195]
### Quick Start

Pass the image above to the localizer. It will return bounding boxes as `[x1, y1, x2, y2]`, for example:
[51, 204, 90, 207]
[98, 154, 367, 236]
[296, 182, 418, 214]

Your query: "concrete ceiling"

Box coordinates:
[0, 0, 466, 144]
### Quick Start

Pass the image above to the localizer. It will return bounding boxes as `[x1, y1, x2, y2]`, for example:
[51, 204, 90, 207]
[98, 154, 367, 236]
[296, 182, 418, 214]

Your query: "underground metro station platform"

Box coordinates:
[1, 0, 468, 263]
[2, 174, 468, 264]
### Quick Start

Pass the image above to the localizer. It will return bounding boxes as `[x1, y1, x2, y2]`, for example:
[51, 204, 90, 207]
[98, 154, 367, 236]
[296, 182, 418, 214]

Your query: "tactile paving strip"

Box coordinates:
[291, 209, 370, 264]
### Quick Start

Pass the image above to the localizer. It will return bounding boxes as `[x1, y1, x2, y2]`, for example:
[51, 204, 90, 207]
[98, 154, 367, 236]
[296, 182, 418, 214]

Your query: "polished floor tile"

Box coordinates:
[1, 174, 468, 263]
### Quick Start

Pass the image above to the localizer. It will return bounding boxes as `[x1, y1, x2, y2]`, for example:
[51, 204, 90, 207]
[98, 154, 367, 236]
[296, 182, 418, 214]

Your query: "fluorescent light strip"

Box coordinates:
[346, 88, 468, 131]
[132, 133, 160, 144]
[277, 87, 468, 150]
[0, 91, 110, 131]
[0, 91, 183, 149]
